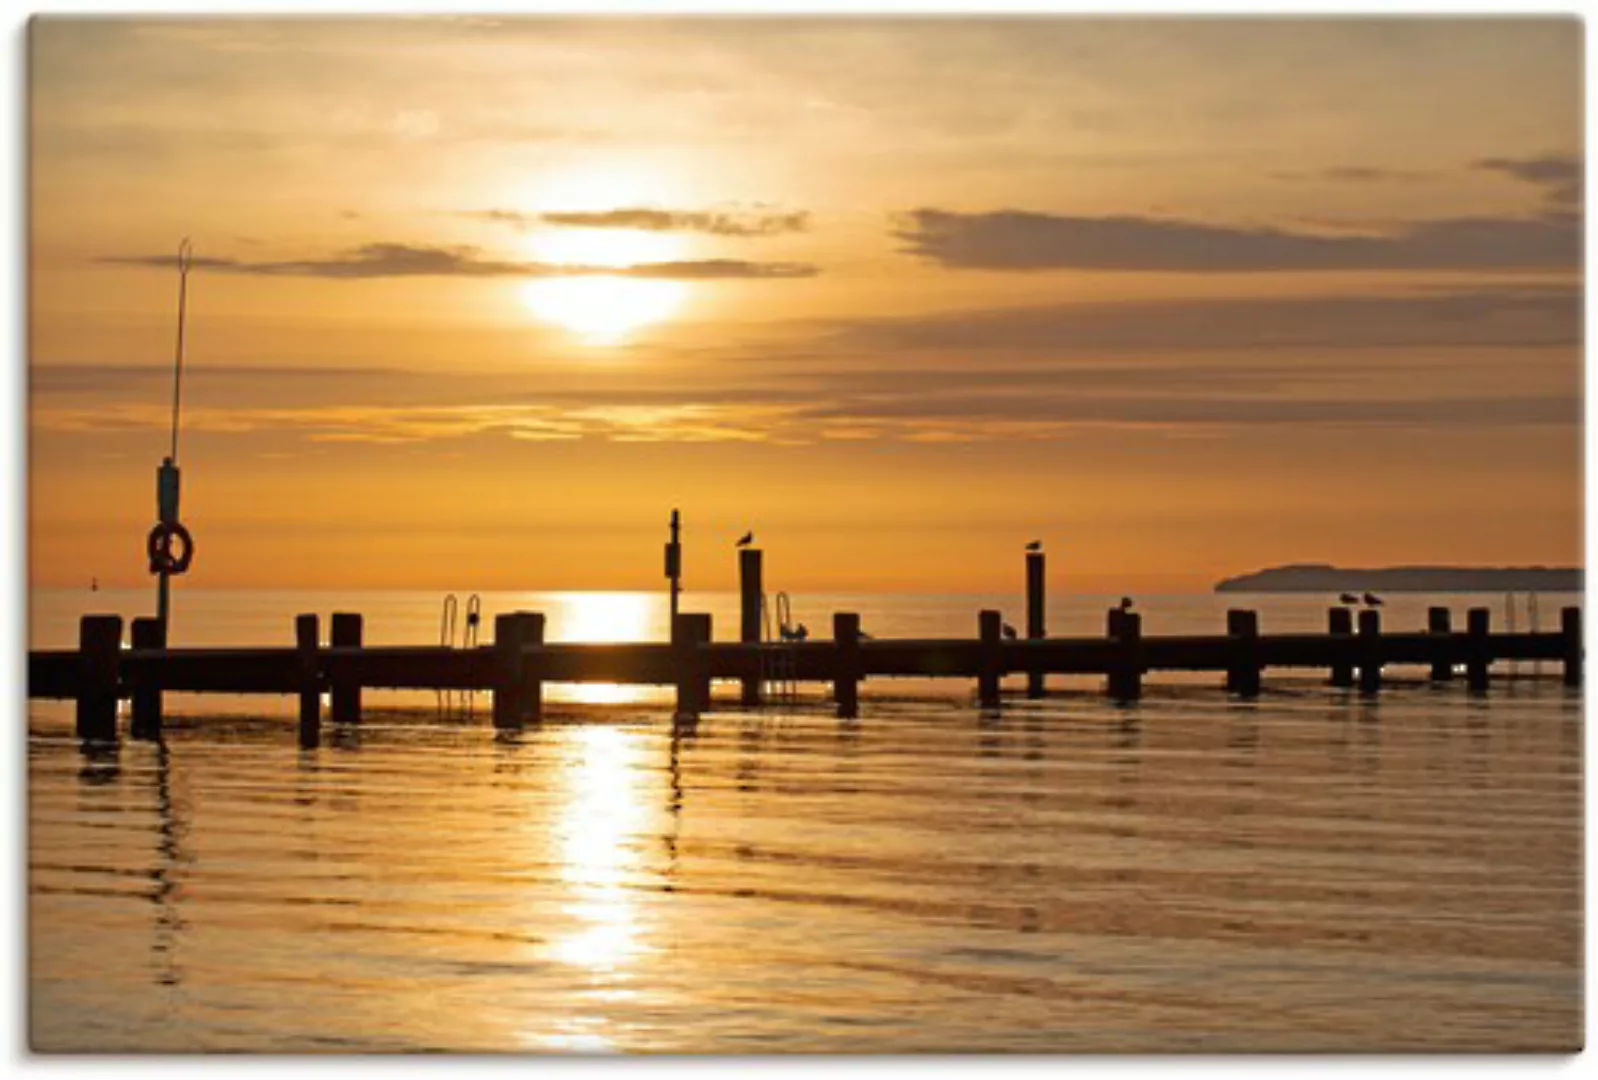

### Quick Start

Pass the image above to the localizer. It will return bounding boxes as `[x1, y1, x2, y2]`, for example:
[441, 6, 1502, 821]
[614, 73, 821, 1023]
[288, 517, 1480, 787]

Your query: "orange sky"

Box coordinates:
[28, 16, 1583, 593]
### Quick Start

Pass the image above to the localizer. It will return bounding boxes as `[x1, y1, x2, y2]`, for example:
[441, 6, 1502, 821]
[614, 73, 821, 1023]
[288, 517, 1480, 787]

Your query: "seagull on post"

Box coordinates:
[736, 531, 754, 548]
[1363, 592, 1383, 607]
[1339, 593, 1360, 605]
[1025, 540, 1042, 552]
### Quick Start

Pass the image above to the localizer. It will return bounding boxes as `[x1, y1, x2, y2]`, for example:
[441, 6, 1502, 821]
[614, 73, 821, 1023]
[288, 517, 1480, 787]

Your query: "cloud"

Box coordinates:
[1273, 166, 1432, 183]
[892, 207, 1579, 272]
[99, 243, 818, 280]
[1475, 153, 1582, 207]
[467, 207, 810, 237]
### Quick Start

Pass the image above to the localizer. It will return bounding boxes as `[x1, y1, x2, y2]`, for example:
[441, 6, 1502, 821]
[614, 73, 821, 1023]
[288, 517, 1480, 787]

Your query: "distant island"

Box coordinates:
[1215, 563, 1584, 594]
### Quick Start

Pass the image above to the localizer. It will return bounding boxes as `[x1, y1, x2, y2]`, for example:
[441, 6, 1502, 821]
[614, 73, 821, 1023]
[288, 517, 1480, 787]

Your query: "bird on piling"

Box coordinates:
[794, 623, 809, 641]
[1025, 540, 1042, 552]
[1119, 597, 1135, 611]
[1363, 592, 1383, 607]
[1339, 592, 1360, 605]
[1002, 623, 1019, 640]
[736, 531, 754, 548]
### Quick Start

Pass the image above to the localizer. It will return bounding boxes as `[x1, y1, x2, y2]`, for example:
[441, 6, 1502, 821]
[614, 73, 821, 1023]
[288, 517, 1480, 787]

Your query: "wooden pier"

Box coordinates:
[29, 595, 1583, 747]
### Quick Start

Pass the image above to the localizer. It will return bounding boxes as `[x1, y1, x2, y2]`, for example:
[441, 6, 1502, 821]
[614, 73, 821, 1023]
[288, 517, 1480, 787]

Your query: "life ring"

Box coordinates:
[147, 522, 195, 576]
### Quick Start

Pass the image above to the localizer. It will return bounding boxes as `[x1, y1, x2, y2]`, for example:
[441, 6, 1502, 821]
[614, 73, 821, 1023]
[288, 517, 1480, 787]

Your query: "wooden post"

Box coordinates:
[1328, 607, 1354, 687]
[674, 613, 712, 720]
[296, 614, 320, 748]
[978, 609, 1002, 709]
[518, 613, 546, 724]
[330, 612, 363, 724]
[739, 547, 763, 707]
[1427, 607, 1453, 682]
[1225, 609, 1261, 698]
[1025, 551, 1046, 699]
[1107, 608, 1142, 702]
[75, 615, 122, 742]
[129, 616, 163, 740]
[1561, 606, 1582, 688]
[834, 612, 860, 719]
[1466, 607, 1490, 693]
[1357, 609, 1382, 696]
[493, 612, 525, 729]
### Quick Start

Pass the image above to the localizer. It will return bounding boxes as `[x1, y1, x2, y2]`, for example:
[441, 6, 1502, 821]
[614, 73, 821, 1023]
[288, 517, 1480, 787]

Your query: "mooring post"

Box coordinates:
[834, 612, 860, 719]
[739, 547, 764, 707]
[330, 612, 363, 725]
[674, 612, 713, 720]
[76, 615, 123, 743]
[1328, 607, 1354, 687]
[978, 609, 1003, 709]
[492, 612, 526, 729]
[296, 614, 320, 748]
[1226, 609, 1261, 698]
[1466, 607, 1490, 693]
[518, 613, 546, 724]
[1025, 551, 1046, 699]
[1427, 607, 1454, 682]
[129, 616, 164, 740]
[1357, 610, 1382, 696]
[1561, 606, 1582, 688]
[1106, 608, 1142, 703]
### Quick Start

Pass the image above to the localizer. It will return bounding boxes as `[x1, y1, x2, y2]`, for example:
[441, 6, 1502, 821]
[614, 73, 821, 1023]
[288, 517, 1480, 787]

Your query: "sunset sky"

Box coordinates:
[28, 16, 1582, 593]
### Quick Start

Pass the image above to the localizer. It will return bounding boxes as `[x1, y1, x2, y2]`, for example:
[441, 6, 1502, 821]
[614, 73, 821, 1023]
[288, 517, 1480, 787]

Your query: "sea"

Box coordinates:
[26, 588, 1584, 1052]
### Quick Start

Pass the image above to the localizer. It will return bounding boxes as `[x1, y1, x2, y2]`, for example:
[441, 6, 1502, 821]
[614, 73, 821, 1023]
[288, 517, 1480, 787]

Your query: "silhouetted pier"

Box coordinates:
[27, 546, 1583, 748]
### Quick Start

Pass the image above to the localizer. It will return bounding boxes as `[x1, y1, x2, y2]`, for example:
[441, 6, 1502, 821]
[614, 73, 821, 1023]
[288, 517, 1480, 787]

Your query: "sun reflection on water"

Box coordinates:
[551, 592, 660, 706]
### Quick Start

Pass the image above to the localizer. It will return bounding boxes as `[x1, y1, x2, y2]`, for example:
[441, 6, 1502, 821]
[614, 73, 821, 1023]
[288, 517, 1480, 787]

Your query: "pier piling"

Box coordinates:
[1427, 607, 1453, 681]
[1328, 608, 1354, 687]
[493, 612, 544, 728]
[1562, 606, 1582, 688]
[1107, 609, 1142, 703]
[674, 613, 712, 720]
[296, 614, 320, 748]
[1025, 551, 1046, 699]
[834, 612, 861, 719]
[1225, 609, 1261, 698]
[1357, 610, 1382, 696]
[129, 616, 163, 739]
[1466, 607, 1491, 693]
[739, 548, 763, 707]
[978, 610, 1003, 709]
[75, 615, 122, 743]
[330, 612, 363, 724]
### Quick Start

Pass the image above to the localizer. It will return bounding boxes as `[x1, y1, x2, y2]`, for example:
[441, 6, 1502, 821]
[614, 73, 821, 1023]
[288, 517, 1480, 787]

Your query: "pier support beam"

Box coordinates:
[76, 615, 122, 743]
[330, 612, 363, 725]
[129, 616, 163, 740]
[1357, 610, 1382, 697]
[1427, 607, 1454, 682]
[674, 613, 712, 721]
[1106, 608, 1142, 703]
[1025, 551, 1046, 699]
[834, 612, 860, 719]
[493, 612, 544, 729]
[1225, 609, 1261, 698]
[1562, 606, 1582, 688]
[1328, 608, 1354, 688]
[739, 548, 763, 707]
[978, 610, 1003, 709]
[1466, 607, 1490, 693]
[296, 614, 320, 748]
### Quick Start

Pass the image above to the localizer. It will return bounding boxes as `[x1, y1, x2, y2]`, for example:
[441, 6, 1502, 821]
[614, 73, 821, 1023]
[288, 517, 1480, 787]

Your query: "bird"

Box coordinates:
[1025, 540, 1042, 552]
[1002, 623, 1019, 640]
[1119, 597, 1135, 611]
[90, 577, 98, 593]
[1339, 592, 1360, 605]
[1363, 592, 1383, 607]
[794, 623, 809, 641]
[736, 531, 754, 548]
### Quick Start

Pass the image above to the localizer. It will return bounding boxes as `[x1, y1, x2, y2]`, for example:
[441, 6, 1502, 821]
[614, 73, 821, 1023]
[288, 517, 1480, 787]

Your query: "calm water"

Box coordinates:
[28, 590, 1584, 1052]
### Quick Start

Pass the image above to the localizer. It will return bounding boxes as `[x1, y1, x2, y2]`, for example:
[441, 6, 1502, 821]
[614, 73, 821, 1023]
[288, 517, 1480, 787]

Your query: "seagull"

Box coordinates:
[794, 623, 809, 641]
[1025, 540, 1042, 552]
[1339, 592, 1360, 605]
[1363, 592, 1383, 607]
[1119, 597, 1135, 611]
[736, 531, 754, 548]
[1002, 622, 1019, 640]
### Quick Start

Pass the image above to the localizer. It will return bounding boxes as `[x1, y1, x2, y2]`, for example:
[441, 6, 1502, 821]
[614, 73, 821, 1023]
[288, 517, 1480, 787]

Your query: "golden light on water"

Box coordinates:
[554, 592, 659, 705]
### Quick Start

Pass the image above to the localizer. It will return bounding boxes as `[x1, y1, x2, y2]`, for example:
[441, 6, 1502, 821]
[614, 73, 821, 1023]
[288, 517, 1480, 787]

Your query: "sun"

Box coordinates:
[520, 225, 690, 344]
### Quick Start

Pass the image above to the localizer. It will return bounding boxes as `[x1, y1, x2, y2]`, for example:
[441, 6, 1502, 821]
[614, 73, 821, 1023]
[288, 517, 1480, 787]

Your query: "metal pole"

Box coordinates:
[155, 239, 193, 641]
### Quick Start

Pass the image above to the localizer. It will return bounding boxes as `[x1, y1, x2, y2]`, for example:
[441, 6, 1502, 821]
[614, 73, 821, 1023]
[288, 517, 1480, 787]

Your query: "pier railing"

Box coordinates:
[28, 603, 1583, 748]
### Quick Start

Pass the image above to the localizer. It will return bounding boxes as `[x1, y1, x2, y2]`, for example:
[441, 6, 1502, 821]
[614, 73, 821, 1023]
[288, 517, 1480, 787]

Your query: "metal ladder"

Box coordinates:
[437, 593, 483, 715]
[760, 591, 799, 702]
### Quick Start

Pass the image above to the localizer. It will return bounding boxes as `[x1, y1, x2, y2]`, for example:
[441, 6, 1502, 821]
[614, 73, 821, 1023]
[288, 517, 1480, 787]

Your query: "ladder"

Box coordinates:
[760, 591, 799, 702]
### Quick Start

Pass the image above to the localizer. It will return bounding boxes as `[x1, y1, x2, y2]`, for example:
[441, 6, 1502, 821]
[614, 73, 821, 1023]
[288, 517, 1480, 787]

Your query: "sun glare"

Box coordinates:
[522, 276, 688, 345]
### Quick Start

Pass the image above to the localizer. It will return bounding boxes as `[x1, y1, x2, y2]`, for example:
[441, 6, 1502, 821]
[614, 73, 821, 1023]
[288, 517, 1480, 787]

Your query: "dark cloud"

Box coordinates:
[1475, 153, 1582, 207]
[464, 207, 810, 236]
[99, 243, 817, 280]
[892, 207, 1579, 272]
